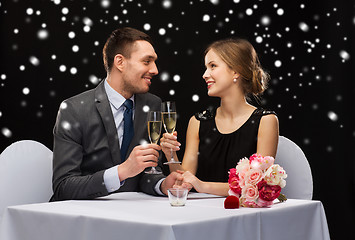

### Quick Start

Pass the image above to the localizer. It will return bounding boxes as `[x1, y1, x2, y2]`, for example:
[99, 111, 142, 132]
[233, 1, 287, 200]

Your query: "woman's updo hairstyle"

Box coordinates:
[205, 38, 269, 98]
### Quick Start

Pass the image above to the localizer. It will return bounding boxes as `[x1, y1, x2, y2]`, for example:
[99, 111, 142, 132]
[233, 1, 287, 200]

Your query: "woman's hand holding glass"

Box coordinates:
[160, 131, 181, 158]
[161, 101, 181, 164]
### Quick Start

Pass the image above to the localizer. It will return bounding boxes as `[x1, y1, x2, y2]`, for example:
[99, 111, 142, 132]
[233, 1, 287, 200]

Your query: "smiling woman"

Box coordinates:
[203, 38, 269, 99]
[159, 38, 279, 197]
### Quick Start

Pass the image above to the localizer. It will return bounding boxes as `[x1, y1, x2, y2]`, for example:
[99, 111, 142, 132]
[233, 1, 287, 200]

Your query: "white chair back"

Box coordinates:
[0, 140, 53, 220]
[275, 136, 313, 199]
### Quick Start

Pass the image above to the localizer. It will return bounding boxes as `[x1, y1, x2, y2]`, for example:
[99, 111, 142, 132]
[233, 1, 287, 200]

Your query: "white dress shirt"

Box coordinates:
[103, 80, 164, 195]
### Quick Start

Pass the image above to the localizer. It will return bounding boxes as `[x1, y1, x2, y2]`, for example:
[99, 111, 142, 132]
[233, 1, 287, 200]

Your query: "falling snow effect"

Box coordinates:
[68, 32, 75, 39]
[37, 29, 49, 40]
[0, 1, 351, 146]
[83, 17, 93, 27]
[158, 28, 166, 35]
[89, 75, 100, 85]
[22, 87, 30, 95]
[299, 22, 310, 32]
[101, 0, 110, 9]
[261, 16, 271, 26]
[143, 23, 151, 31]
[274, 60, 282, 67]
[60, 102, 68, 110]
[203, 14, 210, 22]
[277, 8, 284, 16]
[339, 50, 350, 61]
[70, 67, 78, 75]
[162, 0, 172, 9]
[192, 94, 199, 102]
[327, 111, 338, 121]
[173, 75, 181, 82]
[29, 56, 40, 66]
[72, 45, 79, 52]
[160, 72, 169, 82]
[140, 139, 149, 146]
[1, 128, 12, 138]
[142, 105, 150, 113]
[61, 121, 71, 131]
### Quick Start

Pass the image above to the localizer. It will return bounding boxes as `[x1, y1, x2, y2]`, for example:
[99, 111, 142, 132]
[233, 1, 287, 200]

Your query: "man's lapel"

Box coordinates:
[95, 81, 122, 165]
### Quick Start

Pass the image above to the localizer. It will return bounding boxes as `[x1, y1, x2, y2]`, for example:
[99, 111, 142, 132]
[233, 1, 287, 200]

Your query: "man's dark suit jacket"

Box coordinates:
[50, 80, 165, 201]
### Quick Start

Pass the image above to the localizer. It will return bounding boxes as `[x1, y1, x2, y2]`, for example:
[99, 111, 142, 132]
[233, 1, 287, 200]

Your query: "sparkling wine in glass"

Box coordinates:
[161, 101, 181, 164]
[145, 111, 163, 174]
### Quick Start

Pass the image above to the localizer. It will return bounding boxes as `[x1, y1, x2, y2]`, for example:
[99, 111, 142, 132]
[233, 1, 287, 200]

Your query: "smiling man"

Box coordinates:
[51, 27, 181, 201]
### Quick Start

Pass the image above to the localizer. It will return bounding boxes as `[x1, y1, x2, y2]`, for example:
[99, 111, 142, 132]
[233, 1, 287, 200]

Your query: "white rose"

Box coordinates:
[264, 164, 287, 187]
[236, 157, 250, 174]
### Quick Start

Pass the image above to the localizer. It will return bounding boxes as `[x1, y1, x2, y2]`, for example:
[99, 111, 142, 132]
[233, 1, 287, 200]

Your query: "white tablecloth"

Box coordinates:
[0, 192, 330, 240]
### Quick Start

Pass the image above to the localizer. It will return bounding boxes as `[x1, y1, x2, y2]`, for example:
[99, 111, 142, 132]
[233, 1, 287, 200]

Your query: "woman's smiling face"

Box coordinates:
[203, 49, 237, 97]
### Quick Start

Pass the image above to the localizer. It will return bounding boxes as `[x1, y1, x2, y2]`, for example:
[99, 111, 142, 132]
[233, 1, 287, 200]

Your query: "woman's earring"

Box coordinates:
[233, 78, 237, 83]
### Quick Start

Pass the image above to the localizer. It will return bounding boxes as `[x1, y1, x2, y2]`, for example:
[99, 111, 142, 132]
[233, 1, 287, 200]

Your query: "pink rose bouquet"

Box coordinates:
[228, 153, 287, 208]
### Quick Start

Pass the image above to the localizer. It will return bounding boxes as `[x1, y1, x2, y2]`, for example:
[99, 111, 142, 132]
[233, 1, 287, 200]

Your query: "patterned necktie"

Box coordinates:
[120, 99, 134, 161]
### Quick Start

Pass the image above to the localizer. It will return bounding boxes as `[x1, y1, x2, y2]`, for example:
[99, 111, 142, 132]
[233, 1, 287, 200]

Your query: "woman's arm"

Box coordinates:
[163, 116, 229, 196]
[256, 114, 279, 157]
[179, 116, 200, 173]
[179, 171, 229, 196]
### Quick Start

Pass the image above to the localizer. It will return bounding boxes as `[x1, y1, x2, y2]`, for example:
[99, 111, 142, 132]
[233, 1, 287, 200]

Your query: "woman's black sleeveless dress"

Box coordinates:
[195, 108, 276, 182]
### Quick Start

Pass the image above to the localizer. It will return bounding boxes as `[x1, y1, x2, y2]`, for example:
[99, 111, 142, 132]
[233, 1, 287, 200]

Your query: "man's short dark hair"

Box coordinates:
[102, 27, 153, 72]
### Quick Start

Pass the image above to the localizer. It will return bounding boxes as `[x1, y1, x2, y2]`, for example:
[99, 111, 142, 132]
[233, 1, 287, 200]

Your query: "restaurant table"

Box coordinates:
[0, 192, 330, 240]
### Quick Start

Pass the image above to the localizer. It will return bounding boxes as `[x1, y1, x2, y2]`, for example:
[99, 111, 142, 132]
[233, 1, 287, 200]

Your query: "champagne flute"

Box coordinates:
[161, 101, 181, 164]
[145, 111, 163, 174]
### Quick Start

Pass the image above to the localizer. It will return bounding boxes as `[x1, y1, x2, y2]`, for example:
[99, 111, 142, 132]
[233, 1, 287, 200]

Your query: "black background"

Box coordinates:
[1, 0, 354, 239]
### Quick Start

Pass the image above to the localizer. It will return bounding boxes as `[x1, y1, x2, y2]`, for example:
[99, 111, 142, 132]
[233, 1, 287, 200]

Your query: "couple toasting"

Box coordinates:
[50, 27, 278, 201]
